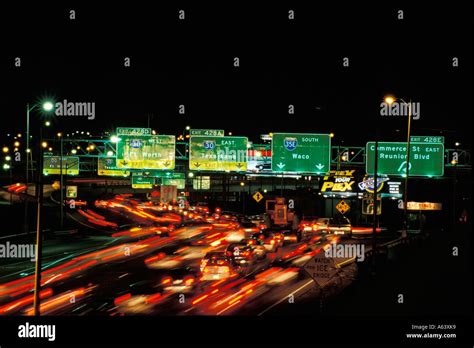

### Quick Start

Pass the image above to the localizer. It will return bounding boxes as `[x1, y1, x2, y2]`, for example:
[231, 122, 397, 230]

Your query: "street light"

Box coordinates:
[384, 96, 395, 105]
[25, 99, 55, 189]
[384, 95, 412, 238]
[26, 99, 55, 316]
[2, 147, 8, 153]
[110, 135, 120, 143]
[42, 101, 54, 112]
[56, 132, 65, 229]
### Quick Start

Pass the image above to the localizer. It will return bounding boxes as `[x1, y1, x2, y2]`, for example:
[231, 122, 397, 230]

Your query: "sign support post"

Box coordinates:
[402, 101, 412, 239]
[372, 132, 378, 275]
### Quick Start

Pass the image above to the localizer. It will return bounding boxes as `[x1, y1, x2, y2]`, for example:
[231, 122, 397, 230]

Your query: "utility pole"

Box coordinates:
[33, 127, 44, 316]
[25, 104, 31, 233]
[402, 100, 412, 238]
[372, 128, 379, 275]
[60, 134, 64, 228]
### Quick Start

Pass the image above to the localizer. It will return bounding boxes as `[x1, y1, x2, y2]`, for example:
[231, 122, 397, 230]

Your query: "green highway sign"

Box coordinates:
[271, 133, 331, 174]
[117, 127, 152, 136]
[189, 136, 248, 171]
[410, 135, 445, 144]
[132, 171, 184, 179]
[162, 178, 186, 189]
[43, 156, 80, 175]
[190, 129, 225, 137]
[98, 157, 130, 176]
[366, 142, 444, 177]
[131, 176, 155, 189]
[116, 134, 175, 170]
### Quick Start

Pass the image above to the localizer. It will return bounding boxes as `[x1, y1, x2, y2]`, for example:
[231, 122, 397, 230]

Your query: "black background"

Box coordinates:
[1, 1, 472, 147]
[0, 1, 472, 346]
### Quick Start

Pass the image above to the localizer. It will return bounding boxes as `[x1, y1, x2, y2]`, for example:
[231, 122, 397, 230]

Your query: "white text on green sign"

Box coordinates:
[116, 135, 175, 170]
[271, 133, 331, 174]
[189, 136, 248, 171]
[366, 142, 444, 177]
[190, 129, 224, 137]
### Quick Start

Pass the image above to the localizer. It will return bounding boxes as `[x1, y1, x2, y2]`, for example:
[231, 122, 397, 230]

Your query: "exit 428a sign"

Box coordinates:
[189, 136, 248, 171]
[271, 133, 331, 174]
[366, 141, 444, 177]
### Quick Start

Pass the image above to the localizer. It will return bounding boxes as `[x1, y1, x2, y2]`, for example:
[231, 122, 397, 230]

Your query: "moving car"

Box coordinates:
[248, 215, 268, 230]
[281, 229, 299, 244]
[327, 216, 352, 238]
[298, 217, 331, 239]
[200, 252, 234, 281]
[250, 231, 284, 252]
[158, 267, 199, 293]
[351, 223, 385, 238]
[225, 221, 261, 242]
[314, 218, 330, 232]
[298, 216, 319, 232]
[242, 238, 267, 258]
[225, 242, 263, 266]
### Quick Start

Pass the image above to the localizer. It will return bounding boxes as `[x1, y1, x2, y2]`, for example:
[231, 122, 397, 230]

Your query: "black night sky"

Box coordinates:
[1, 2, 472, 147]
[0, 2, 472, 345]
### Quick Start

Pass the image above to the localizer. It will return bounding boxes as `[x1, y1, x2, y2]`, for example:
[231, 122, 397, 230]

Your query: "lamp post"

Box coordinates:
[58, 133, 64, 228]
[31, 101, 55, 316]
[25, 101, 55, 233]
[451, 159, 458, 226]
[384, 96, 412, 238]
[3, 156, 12, 204]
[372, 128, 379, 274]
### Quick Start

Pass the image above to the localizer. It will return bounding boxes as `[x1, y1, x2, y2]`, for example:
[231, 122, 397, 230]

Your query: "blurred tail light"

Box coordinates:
[161, 276, 172, 285]
[114, 293, 131, 306]
[184, 276, 195, 285]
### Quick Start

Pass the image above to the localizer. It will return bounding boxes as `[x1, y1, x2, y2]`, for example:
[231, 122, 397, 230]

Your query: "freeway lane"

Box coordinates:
[0, 235, 119, 282]
[0, 195, 403, 316]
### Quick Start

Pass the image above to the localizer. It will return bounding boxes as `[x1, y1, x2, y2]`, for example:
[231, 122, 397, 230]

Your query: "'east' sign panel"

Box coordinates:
[189, 136, 248, 171]
[271, 133, 331, 174]
[366, 141, 444, 177]
[98, 157, 129, 176]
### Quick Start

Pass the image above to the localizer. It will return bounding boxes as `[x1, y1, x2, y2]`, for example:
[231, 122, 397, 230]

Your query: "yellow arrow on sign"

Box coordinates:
[253, 191, 264, 203]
